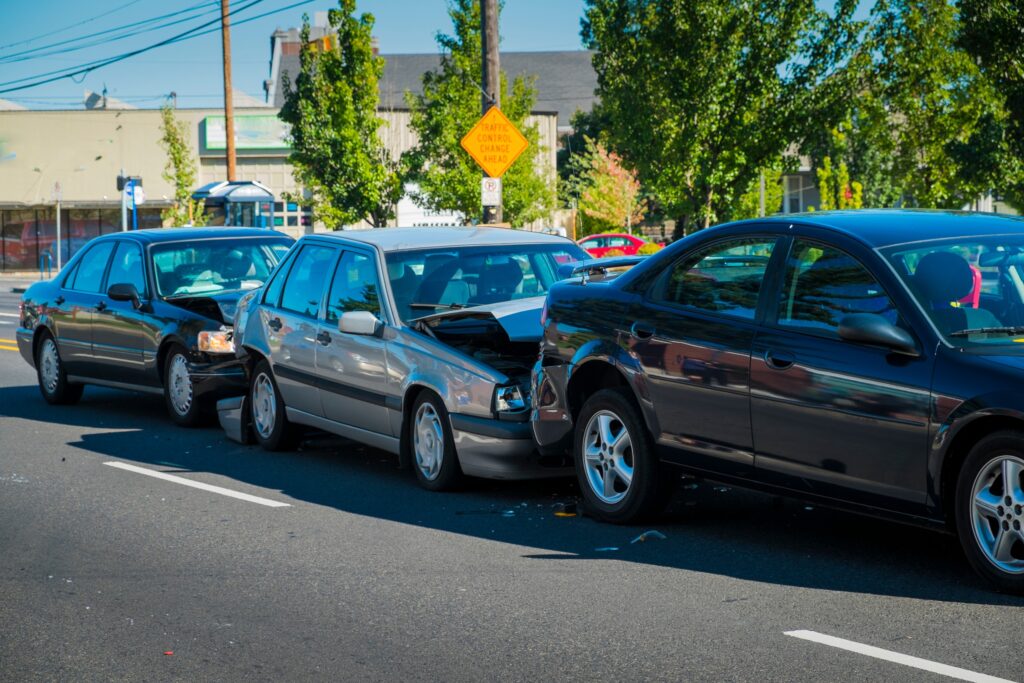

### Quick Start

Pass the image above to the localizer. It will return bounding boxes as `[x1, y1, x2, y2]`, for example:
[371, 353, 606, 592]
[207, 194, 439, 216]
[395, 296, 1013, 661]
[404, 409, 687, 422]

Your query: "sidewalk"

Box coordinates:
[0, 274, 45, 294]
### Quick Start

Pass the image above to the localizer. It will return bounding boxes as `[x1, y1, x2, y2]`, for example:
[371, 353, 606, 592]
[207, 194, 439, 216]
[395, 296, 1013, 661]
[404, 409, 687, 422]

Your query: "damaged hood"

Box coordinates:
[412, 297, 546, 342]
[165, 289, 252, 325]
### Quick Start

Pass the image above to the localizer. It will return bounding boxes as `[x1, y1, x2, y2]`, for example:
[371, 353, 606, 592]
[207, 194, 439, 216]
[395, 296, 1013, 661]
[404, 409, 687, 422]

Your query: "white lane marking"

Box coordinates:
[103, 461, 291, 508]
[0, 312, 19, 317]
[0, 320, 12, 325]
[785, 630, 1016, 683]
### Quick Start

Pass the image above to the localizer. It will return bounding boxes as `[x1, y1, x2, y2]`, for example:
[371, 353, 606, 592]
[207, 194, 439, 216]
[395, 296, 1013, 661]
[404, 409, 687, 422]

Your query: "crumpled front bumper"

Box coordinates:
[530, 359, 575, 455]
[450, 412, 571, 480]
[187, 355, 247, 402]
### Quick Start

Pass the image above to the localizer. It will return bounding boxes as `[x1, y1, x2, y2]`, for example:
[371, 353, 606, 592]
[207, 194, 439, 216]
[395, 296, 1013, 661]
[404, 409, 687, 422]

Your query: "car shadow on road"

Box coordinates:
[0, 382, 1017, 605]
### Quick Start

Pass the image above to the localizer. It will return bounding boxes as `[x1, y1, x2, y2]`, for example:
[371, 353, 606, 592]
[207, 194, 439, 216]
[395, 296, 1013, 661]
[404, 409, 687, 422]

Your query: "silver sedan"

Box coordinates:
[223, 227, 587, 490]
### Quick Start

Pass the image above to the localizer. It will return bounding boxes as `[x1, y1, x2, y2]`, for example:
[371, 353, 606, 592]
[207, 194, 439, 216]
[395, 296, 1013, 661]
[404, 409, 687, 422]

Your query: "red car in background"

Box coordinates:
[577, 232, 657, 258]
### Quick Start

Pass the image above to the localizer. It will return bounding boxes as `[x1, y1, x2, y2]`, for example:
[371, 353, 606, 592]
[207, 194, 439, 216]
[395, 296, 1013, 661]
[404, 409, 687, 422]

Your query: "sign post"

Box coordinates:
[460, 107, 528, 224]
[51, 181, 62, 270]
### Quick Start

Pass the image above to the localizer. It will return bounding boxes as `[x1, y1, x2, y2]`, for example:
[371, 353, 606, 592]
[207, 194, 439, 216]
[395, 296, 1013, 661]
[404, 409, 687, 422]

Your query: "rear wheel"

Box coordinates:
[163, 344, 205, 427]
[408, 391, 463, 491]
[956, 431, 1024, 594]
[574, 388, 670, 523]
[249, 359, 296, 451]
[35, 333, 83, 405]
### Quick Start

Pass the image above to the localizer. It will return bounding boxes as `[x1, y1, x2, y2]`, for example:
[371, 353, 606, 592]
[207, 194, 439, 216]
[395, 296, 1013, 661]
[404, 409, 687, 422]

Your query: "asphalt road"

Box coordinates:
[0, 281, 1022, 682]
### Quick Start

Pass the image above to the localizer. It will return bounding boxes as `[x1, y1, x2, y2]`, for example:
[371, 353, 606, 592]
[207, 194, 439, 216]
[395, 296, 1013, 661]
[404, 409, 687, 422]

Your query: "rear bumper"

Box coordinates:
[450, 413, 571, 480]
[16, 328, 34, 367]
[188, 355, 248, 402]
[530, 361, 574, 454]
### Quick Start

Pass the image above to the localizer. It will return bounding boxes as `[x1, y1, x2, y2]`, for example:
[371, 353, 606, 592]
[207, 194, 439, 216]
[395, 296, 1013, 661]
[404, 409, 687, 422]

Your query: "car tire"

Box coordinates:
[574, 387, 670, 524]
[163, 344, 206, 427]
[955, 430, 1024, 594]
[249, 359, 297, 451]
[35, 332, 83, 405]
[408, 390, 463, 491]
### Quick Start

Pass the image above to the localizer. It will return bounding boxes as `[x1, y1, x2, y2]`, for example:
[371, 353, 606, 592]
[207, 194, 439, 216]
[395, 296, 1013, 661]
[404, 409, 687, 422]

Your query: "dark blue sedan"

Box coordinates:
[533, 209, 1024, 592]
[16, 228, 293, 425]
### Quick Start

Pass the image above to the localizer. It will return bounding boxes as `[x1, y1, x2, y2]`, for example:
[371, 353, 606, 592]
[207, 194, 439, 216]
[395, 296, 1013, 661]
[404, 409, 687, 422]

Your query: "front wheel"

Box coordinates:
[36, 333, 83, 405]
[574, 387, 670, 524]
[955, 431, 1024, 594]
[164, 344, 205, 427]
[408, 391, 463, 491]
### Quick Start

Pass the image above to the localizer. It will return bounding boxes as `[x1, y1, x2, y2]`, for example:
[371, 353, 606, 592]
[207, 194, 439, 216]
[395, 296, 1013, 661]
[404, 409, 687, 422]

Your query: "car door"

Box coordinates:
[749, 236, 933, 509]
[316, 248, 391, 435]
[627, 236, 781, 475]
[264, 242, 338, 418]
[54, 240, 116, 377]
[91, 240, 151, 384]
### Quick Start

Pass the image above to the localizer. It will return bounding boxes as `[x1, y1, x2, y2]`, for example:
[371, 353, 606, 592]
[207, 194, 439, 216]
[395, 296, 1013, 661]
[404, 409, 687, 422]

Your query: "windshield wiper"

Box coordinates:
[948, 326, 1024, 338]
[408, 302, 465, 310]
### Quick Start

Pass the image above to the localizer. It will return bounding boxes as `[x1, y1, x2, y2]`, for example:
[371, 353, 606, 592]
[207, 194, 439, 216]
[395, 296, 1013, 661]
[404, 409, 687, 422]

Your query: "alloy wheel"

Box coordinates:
[413, 402, 444, 481]
[40, 338, 60, 394]
[971, 454, 1024, 574]
[252, 373, 277, 440]
[168, 354, 193, 416]
[582, 410, 634, 504]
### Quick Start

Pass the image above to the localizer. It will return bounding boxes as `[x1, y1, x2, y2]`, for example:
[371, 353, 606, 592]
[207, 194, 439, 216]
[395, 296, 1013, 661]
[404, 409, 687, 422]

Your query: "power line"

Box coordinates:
[0, 0, 146, 51]
[0, 0, 266, 92]
[0, 1, 219, 64]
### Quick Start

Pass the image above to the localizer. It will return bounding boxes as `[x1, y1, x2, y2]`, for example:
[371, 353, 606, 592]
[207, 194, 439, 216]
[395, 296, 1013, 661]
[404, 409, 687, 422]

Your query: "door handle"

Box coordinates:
[54, 296, 65, 305]
[630, 322, 655, 340]
[267, 317, 282, 332]
[95, 300, 107, 312]
[764, 349, 795, 370]
[316, 331, 332, 346]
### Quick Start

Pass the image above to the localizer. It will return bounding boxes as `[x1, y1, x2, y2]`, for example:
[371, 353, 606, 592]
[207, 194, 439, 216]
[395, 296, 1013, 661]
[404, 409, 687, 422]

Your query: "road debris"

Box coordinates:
[594, 546, 619, 552]
[631, 530, 667, 544]
[553, 502, 577, 517]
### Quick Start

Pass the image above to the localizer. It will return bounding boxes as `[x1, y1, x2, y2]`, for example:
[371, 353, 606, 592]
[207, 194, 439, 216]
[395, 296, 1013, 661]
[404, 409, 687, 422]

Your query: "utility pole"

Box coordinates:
[220, 0, 237, 181]
[481, 0, 501, 224]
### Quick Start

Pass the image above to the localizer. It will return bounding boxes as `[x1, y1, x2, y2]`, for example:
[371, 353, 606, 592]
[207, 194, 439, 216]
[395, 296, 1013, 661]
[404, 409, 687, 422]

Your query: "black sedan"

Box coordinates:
[533, 209, 1024, 592]
[16, 228, 293, 425]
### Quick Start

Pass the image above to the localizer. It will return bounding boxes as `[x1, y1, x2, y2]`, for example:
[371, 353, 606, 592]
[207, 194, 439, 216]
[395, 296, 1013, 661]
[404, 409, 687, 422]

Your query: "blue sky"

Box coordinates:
[0, 0, 588, 109]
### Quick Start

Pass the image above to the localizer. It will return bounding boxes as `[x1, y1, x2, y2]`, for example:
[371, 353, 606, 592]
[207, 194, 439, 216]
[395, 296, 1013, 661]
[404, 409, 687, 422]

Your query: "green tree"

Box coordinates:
[958, 0, 1024, 208]
[577, 138, 646, 236]
[733, 165, 786, 220]
[158, 105, 205, 226]
[583, 0, 862, 235]
[279, 0, 403, 228]
[403, 0, 555, 227]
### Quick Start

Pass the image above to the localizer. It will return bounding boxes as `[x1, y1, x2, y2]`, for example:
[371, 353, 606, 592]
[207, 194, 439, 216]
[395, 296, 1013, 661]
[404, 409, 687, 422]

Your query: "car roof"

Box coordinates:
[92, 227, 292, 244]
[724, 209, 1024, 248]
[306, 226, 575, 252]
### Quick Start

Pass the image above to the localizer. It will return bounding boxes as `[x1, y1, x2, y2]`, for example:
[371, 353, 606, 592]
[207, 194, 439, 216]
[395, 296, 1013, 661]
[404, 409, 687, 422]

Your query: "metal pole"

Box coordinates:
[221, 0, 237, 181]
[132, 184, 138, 230]
[56, 198, 61, 270]
[121, 169, 128, 231]
[481, 0, 501, 224]
[759, 171, 766, 217]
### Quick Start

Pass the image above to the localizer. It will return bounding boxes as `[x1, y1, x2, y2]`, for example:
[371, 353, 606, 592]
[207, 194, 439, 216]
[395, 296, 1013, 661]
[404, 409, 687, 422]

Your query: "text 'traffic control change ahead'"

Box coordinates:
[460, 107, 530, 179]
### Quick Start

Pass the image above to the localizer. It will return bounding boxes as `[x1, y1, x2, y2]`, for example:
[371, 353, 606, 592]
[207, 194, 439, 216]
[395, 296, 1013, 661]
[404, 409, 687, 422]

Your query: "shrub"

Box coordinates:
[603, 248, 626, 257]
[637, 242, 663, 255]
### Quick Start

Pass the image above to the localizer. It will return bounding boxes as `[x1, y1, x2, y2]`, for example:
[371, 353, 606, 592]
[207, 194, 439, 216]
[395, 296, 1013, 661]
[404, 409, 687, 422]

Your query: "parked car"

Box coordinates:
[16, 228, 294, 425]
[534, 209, 1024, 592]
[229, 227, 587, 489]
[577, 232, 657, 258]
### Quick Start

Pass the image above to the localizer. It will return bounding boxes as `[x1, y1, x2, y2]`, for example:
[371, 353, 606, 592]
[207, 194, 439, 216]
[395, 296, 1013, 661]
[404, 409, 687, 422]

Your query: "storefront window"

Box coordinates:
[2, 210, 38, 271]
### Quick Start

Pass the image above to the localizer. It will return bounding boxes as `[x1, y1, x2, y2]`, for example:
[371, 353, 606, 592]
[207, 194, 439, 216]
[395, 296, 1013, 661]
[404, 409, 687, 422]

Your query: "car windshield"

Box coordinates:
[385, 242, 586, 323]
[152, 238, 292, 298]
[880, 235, 1024, 347]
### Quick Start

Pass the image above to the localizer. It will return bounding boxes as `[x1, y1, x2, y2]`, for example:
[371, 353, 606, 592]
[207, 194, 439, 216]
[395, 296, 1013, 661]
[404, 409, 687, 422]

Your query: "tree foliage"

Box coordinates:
[577, 138, 646, 235]
[583, 0, 862, 235]
[403, 0, 555, 227]
[158, 105, 205, 226]
[278, 0, 402, 228]
[734, 164, 786, 220]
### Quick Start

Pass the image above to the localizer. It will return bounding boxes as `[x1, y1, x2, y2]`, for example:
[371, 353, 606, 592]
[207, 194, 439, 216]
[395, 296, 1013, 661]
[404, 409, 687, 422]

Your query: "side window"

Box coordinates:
[68, 241, 115, 293]
[326, 251, 382, 323]
[279, 245, 336, 318]
[262, 248, 297, 308]
[608, 236, 630, 248]
[649, 238, 776, 320]
[778, 239, 897, 335]
[106, 242, 147, 295]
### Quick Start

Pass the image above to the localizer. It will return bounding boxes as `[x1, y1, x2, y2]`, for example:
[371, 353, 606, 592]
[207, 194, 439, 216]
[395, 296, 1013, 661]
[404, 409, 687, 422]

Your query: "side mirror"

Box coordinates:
[338, 310, 381, 336]
[838, 313, 919, 356]
[107, 282, 141, 309]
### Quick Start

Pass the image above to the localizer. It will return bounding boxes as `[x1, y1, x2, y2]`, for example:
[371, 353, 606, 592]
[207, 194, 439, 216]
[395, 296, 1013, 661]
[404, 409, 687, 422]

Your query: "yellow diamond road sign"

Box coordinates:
[460, 107, 530, 179]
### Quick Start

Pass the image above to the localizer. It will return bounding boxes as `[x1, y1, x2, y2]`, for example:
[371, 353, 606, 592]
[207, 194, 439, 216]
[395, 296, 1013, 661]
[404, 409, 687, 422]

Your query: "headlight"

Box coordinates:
[494, 384, 526, 412]
[198, 329, 235, 354]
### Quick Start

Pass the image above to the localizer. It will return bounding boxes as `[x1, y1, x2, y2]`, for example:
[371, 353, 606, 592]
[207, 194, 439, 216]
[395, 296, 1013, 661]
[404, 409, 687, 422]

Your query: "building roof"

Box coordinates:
[307, 226, 577, 252]
[272, 50, 597, 128]
[734, 209, 1024, 248]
